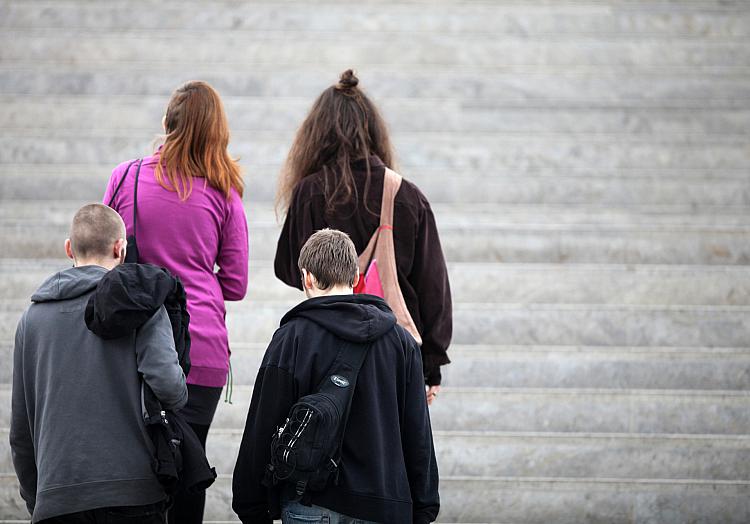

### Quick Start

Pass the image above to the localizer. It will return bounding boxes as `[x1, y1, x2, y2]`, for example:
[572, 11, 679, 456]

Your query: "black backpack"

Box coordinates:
[263, 339, 371, 499]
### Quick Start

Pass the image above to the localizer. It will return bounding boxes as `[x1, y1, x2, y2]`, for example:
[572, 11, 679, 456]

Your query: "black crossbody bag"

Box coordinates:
[264, 339, 372, 500]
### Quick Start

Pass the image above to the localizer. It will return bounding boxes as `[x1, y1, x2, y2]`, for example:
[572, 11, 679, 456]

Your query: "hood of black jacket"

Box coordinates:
[280, 294, 397, 343]
[85, 263, 177, 339]
[31, 265, 108, 303]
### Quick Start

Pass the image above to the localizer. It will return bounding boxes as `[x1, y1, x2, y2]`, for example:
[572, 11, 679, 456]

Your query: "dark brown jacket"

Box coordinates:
[274, 156, 452, 385]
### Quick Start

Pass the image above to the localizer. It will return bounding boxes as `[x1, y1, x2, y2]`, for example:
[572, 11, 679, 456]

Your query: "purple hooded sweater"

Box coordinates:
[104, 153, 249, 387]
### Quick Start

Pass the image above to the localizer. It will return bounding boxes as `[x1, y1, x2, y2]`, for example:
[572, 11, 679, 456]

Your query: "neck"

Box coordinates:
[75, 258, 119, 271]
[307, 285, 353, 299]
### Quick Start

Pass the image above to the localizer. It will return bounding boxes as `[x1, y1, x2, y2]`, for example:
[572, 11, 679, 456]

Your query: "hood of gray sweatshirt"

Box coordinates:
[10, 265, 187, 522]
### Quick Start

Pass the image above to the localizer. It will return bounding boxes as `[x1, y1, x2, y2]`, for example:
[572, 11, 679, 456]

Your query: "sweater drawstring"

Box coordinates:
[224, 359, 234, 404]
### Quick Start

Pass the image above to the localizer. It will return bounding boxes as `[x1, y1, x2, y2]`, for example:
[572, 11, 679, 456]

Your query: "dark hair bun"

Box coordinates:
[337, 69, 359, 89]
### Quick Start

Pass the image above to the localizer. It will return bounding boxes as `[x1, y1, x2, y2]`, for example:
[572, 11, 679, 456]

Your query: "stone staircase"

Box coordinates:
[1, 1, 750, 522]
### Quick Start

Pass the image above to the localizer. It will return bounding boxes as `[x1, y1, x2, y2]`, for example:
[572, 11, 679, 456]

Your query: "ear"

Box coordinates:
[352, 269, 360, 289]
[114, 238, 127, 260]
[302, 269, 315, 290]
[162, 114, 167, 133]
[64, 239, 75, 261]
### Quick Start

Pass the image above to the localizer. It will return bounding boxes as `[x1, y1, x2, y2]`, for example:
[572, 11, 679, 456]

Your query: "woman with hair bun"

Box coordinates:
[104, 80, 249, 523]
[274, 69, 452, 399]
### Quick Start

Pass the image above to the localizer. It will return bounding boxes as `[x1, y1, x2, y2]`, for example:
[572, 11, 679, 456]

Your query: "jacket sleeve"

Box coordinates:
[135, 306, 188, 410]
[409, 195, 452, 385]
[402, 336, 440, 523]
[9, 313, 37, 515]
[274, 185, 318, 290]
[217, 192, 249, 301]
[233, 362, 296, 524]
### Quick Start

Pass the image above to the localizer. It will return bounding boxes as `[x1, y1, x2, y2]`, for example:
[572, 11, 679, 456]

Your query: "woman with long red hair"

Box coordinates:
[104, 81, 248, 523]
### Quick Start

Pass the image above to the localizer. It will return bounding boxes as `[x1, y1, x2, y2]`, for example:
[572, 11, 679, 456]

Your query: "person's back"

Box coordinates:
[273, 70, 451, 396]
[233, 229, 439, 524]
[10, 204, 187, 523]
[104, 80, 249, 524]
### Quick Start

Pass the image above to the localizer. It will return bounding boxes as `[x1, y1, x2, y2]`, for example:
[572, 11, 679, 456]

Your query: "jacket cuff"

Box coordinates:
[423, 354, 449, 386]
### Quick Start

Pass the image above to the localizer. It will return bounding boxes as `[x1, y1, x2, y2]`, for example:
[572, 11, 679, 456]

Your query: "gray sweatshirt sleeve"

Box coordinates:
[135, 306, 188, 410]
[9, 312, 37, 515]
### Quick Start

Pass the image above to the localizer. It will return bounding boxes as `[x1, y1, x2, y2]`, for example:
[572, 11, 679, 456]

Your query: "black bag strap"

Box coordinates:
[316, 339, 372, 459]
[107, 158, 143, 231]
[107, 159, 137, 208]
[130, 159, 144, 239]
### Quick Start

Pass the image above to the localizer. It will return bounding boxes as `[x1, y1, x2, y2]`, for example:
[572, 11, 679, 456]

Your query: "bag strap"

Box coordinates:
[358, 167, 402, 268]
[316, 339, 372, 460]
[107, 160, 137, 208]
[130, 159, 144, 240]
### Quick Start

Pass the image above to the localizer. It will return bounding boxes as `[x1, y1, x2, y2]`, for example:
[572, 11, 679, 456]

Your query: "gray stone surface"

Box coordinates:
[2, 385, 750, 435]
[3, 301, 750, 348]
[2, 164, 750, 206]
[3, 32, 749, 68]
[4, 260, 750, 306]
[6, 96, 750, 136]
[3, 473, 747, 523]
[4, 2, 750, 37]
[2, 67, 749, 107]
[3, 134, 749, 170]
[2, 1, 750, 522]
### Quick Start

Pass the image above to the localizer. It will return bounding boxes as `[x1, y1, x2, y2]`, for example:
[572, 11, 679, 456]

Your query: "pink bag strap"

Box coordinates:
[358, 168, 401, 267]
[357, 168, 422, 345]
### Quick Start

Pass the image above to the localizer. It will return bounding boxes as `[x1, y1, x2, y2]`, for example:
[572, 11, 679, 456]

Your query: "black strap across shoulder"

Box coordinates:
[107, 159, 143, 263]
[316, 339, 371, 438]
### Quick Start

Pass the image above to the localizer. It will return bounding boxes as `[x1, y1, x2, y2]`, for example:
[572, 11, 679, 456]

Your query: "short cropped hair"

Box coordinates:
[298, 229, 358, 290]
[69, 203, 126, 259]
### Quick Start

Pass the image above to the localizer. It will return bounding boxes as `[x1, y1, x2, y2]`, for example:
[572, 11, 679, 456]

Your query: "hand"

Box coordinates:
[425, 385, 441, 406]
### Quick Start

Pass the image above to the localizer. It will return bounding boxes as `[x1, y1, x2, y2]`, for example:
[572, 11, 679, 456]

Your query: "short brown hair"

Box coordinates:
[70, 204, 126, 259]
[298, 229, 358, 290]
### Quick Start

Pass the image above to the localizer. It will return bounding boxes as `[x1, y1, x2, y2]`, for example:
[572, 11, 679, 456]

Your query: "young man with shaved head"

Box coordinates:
[10, 203, 187, 523]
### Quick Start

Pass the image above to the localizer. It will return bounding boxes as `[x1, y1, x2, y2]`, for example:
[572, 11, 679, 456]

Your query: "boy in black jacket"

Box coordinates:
[232, 229, 439, 524]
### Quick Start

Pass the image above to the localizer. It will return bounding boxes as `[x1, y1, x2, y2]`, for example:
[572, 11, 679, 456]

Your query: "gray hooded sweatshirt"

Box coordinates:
[10, 265, 188, 522]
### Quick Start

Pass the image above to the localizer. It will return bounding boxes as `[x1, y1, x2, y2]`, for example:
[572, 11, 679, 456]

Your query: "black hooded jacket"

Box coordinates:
[85, 263, 215, 495]
[232, 294, 440, 524]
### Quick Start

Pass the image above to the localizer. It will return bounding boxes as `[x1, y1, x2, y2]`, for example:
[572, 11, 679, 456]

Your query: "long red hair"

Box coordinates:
[156, 81, 243, 200]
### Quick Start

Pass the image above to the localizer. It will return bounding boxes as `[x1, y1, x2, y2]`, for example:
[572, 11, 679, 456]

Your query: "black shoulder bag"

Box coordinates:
[264, 340, 371, 500]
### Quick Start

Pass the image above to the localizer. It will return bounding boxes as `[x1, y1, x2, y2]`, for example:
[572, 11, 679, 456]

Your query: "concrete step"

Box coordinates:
[5, 96, 750, 136]
[3, 201, 750, 264]
[5, 220, 750, 264]
[3, 133, 748, 171]
[4, 260, 750, 306]
[5, 201, 750, 228]
[3, 2, 749, 38]
[2, 473, 749, 523]
[4, 385, 747, 434]
[3, 31, 749, 68]
[2, 164, 749, 206]
[2, 427, 749, 481]
[3, 300, 750, 348]
[2, 339, 750, 389]
[1, 66, 749, 108]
